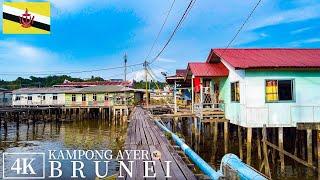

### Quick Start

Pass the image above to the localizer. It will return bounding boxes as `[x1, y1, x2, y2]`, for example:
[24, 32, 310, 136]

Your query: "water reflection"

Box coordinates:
[0, 117, 127, 179]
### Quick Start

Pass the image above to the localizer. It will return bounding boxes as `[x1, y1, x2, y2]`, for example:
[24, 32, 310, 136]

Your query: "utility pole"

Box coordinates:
[144, 61, 149, 108]
[124, 53, 127, 82]
[123, 53, 128, 107]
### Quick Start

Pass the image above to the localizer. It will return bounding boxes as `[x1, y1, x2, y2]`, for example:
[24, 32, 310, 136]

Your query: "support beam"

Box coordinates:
[224, 121, 228, 153]
[238, 126, 243, 160]
[317, 130, 320, 179]
[246, 127, 252, 165]
[279, 127, 285, 175]
[191, 76, 194, 113]
[307, 129, 313, 175]
[262, 125, 271, 177]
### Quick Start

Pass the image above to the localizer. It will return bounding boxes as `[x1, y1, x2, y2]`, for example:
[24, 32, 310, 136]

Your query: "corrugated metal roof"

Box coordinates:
[176, 69, 187, 77]
[13, 87, 76, 94]
[207, 48, 320, 69]
[187, 62, 229, 77]
[75, 85, 126, 93]
[53, 81, 132, 87]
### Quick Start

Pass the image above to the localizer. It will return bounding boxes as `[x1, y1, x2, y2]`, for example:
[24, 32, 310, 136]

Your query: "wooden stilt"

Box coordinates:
[247, 127, 252, 165]
[238, 126, 243, 160]
[224, 121, 229, 153]
[257, 128, 262, 164]
[262, 125, 271, 177]
[279, 127, 285, 175]
[307, 129, 313, 176]
[317, 130, 320, 179]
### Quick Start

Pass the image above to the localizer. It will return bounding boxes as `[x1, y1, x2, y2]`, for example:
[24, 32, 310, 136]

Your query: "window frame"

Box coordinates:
[265, 79, 295, 103]
[53, 94, 58, 101]
[82, 94, 86, 102]
[27, 95, 32, 101]
[93, 93, 97, 101]
[71, 94, 76, 102]
[15, 95, 21, 101]
[230, 81, 240, 103]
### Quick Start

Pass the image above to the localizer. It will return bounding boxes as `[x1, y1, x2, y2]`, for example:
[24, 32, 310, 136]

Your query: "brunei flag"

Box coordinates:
[2, 2, 50, 34]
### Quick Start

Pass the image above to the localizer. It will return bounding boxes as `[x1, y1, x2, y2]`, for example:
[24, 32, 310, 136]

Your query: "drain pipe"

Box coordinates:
[155, 120, 222, 180]
[220, 154, 268, 180]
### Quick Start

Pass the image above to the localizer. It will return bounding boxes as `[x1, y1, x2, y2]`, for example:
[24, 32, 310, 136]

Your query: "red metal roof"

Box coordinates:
[187, 62, 229, 77]
[176, 69, 187, 77]
[207, 48, 320, 69]
[54, 81, 132, 87]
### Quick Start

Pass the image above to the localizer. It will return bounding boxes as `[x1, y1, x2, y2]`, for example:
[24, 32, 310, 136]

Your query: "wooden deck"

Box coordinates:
[120, 107, 196, 180]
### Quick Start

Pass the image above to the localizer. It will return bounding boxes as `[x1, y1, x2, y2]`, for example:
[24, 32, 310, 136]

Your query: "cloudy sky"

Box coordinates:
[0, 0, 319, 81]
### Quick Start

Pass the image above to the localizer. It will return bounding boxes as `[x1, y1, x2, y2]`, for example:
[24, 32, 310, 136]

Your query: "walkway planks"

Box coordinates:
[120, 107, 196, 180]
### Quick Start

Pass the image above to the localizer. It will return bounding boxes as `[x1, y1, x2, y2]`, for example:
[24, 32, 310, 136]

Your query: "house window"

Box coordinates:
[93, 94, 97, 101]
[28, 96, 32, 101]
[82, 94, 86, 102]
[53, 94, 58, 100]
[15, 96, 21, 101]
[42, 94, 46, 100]
[266, 80, 294, 102]
[72, 94, 76, 102]
[231, 82, 240, 102]
[105, 94, 109, 101]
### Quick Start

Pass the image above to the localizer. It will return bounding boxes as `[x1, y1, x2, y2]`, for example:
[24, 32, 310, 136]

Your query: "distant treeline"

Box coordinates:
[134, 80, 166, 90]
[0, 75, 104, 90]
[0, 76, 166, 90]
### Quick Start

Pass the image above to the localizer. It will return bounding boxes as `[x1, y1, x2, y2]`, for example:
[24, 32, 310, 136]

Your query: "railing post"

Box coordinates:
[191, 76, 194, 113]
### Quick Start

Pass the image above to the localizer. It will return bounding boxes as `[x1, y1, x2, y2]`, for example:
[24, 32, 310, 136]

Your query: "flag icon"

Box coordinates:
[2, 2, 50, 34]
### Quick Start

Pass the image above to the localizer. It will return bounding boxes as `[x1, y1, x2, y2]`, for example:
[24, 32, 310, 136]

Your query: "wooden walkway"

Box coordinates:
[120, 107, 196, 180]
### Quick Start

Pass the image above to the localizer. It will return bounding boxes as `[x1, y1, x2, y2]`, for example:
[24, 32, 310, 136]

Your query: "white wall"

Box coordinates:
[12, 93, 65, 106]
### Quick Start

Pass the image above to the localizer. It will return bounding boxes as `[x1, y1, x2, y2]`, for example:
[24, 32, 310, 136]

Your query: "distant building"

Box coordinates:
[11, 86, 144, 107]
[12, 87, 74, 107]
[0, 88, 12, 107]
[64, 85, 144, 107]
[53, 80, 133, 88]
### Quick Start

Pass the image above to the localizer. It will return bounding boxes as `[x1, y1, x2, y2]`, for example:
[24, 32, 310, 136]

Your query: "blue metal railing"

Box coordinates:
[155, 120, 268, 180]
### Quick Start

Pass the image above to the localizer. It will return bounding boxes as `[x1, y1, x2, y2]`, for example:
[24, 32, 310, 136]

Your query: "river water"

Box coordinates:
[163, 117, 316, 180]
[0, 115, 316, 179]
[0, 119, 127, 179]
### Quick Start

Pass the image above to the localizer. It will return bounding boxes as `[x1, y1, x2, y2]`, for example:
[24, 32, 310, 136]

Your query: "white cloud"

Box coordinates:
[157, 57, 176, 63]
[248, 4, 320, 30]
[0, 40, 58, 63]
[290, 27, 312, 34]
[128, 66, 165, 81]
[50, 0, 116, 14]
[288, 38, 320, 47]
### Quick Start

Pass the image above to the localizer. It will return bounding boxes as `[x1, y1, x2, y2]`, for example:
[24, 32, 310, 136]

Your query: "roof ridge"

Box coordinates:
[213, 48, 320, 50]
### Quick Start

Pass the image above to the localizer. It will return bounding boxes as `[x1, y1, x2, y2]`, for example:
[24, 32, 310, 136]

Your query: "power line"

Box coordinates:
[144, 0, 176, 62]
[0, 62, 144, 76]
[149, 0, 196, 64]
[221, 0, 262, 55]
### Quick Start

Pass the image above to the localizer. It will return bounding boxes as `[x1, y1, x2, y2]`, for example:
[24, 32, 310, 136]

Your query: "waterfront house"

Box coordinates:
[64, 85, 144, 108]
[12, 87, 74, 107]
[166, 69, 192, 112]
[0, 88, 12, 107]
[185, 48, 320, 128]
